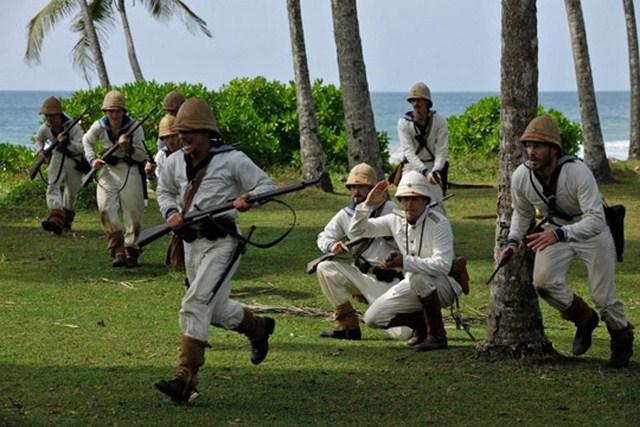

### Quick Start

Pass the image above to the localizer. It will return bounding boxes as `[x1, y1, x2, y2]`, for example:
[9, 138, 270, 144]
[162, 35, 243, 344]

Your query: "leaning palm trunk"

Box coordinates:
[286, 0, 333, 192]
[330, 0, 384, 180]
[117, 0, 144, 82]
[564, 0, 614, 182]
[624, 0, 640, 160]
[79, 0, 110, 88]
[477, 0, 556, 360]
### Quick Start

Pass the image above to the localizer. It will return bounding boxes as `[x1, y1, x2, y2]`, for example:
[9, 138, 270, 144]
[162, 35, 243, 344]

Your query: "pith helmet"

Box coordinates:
[346, 163, 376, 188]
[162, 90, 185, 112]
[102, 90, 126, 111]
[172, 97, 220, 134]
[520, 115, 561, 148]
[407, 82, 432, 103]
[395, 171, 435, 201]
[39, 96, 63, 115]
[158, 114, 177, 138]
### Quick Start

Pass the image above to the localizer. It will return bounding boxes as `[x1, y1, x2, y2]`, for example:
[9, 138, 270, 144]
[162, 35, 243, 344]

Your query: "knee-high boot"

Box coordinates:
[233, 307, 276, 365]
[154, 336, 207, 403]
[560, 294, 599, 356]
[413, 292, 448, 352]
[607, 323, 634, 368]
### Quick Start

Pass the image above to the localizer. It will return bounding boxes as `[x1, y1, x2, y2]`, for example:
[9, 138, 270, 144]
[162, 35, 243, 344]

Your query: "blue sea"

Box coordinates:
[0, 90, 631, 161]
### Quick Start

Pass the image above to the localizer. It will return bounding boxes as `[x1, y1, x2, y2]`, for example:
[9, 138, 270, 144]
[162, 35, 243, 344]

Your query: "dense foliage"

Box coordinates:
[448, 96, 582, 156]
[60, 78, 389, 170]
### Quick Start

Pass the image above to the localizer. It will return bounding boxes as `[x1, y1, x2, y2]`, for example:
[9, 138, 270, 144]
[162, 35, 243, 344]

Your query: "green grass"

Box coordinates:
[1, 164, 639, 426]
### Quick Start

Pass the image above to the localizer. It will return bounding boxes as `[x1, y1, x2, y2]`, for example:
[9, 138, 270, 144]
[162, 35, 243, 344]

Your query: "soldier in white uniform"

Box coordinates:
[144, 114, 181, 191]
[154, 98, 277, 403]
[316, 163, 409, 341]
[500, 115, 634, 368]
[35, 96, 85, 234]
[83, 90, 147, 268]
[349, 172, 463, 351]
[397, 82, 449, 209]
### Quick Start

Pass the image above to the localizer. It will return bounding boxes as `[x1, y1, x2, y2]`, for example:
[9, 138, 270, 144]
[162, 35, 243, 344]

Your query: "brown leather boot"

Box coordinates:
[233, 307, 276, 365]
[42, 209, 65, 235]
[62, 208, 75, 231]
[319, 301, 361, 340]
[560, 294, 599, 356]
[448, 256, 470, 295]
[154, 336, 207, 403]
[414, 292, 448, 352]
[107, 231, 126, 267]
[387, 311, 426, 346]
[607, 323, 634, 368]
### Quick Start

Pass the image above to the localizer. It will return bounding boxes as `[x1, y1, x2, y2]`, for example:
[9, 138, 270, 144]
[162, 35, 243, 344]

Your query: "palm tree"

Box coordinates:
[25, 0, 211, 86]
[26, 0, 111, 88]
[623, 0, 640, 160]
[477, 0, 556, 360]
[564, 0, 614, 183]
[329, 0, 384, 180]
[286, 0, 333, 192]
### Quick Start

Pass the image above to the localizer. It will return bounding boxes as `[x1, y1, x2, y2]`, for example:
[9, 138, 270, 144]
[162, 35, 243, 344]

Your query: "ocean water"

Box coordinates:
[0, 90, 631, 161]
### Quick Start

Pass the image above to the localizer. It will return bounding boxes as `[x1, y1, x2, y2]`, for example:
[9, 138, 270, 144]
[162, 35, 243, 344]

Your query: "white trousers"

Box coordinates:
[181, 235, 245, 341]
[46, 152, 82, 211]
[533, 229, 628, 330]
[96, 162, 144, 249]
[317, 261, 412, 340]
[363, 272, 461, 329]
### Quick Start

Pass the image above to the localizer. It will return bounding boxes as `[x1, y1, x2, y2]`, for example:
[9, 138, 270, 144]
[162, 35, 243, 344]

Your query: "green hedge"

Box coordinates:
[448, 96, 582, 156]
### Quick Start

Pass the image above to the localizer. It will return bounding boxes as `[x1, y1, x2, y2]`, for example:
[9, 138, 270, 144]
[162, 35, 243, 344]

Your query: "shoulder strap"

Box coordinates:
[528, 156, 579, 222]
[413, 111, 435, 158]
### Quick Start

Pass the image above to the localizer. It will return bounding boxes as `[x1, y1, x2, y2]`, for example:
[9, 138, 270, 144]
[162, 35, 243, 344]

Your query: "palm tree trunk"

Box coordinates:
[564, 0, 614, 182]
[477, 0, 556, 360]
[286, 0, 333, 192]
[79, 0, 110, 88]
[624, 0, 640, 160]
[330, 0, 384, 180]
[117, 0, 145, 82]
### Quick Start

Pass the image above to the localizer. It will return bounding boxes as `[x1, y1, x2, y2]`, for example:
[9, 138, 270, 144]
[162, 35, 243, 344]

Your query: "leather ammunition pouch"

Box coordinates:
[179, 217, 235, 243]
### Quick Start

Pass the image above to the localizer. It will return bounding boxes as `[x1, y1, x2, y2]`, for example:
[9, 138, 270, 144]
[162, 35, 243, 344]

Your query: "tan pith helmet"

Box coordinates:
[158, 114, 177, 138]
[102, 90, 126, 111]
[172, 97, 220, 134]
[395, 171, 435, 201]
[39, 96, 63, 115]
[407, 82, 432, 103]
[520, 115, 561, 148]
[162, 90, 185, 112]
[346, 163, 376, 188]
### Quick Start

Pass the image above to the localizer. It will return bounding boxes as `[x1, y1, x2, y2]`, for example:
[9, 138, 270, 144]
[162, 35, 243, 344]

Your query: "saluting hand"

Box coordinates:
[365, 180, 389, 206]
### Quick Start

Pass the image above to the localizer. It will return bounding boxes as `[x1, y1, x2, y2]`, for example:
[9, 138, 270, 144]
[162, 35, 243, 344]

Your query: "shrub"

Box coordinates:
[448, 96, 582, 156]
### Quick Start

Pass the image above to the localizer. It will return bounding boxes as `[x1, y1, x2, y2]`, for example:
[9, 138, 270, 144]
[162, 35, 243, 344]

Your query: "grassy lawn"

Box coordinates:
[1, 165, 639, 426]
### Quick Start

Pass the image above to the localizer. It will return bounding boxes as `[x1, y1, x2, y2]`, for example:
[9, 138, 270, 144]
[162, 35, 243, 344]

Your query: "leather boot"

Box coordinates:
[560, 294, 599, 356]
[387, 311, 426, 346]
[233, 307, 276, 365]
[607, 323, 634, 368]
[125, 246, 141, 268]
[448, 256, 470, 295]
[108, 231, 126, 267]
[62, 208, 75, 231]
[414, 292, 448, 352]
[319, 301, 361, 340]
[154, 336, 207, 403]
[42, 209, 65, 235]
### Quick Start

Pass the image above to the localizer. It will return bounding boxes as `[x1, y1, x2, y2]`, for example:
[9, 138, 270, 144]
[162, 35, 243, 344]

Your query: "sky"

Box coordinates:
[0, 0, 634, 93]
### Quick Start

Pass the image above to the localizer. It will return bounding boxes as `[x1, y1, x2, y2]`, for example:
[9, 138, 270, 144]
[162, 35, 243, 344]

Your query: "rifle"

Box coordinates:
[137, 178, 320, 248]
[486, 247, 514, 285]
[306, 194, 454, 274]
[29, 109, 88, 180]
[81, 108, 156, 188]
[306, 237, 367, 274]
